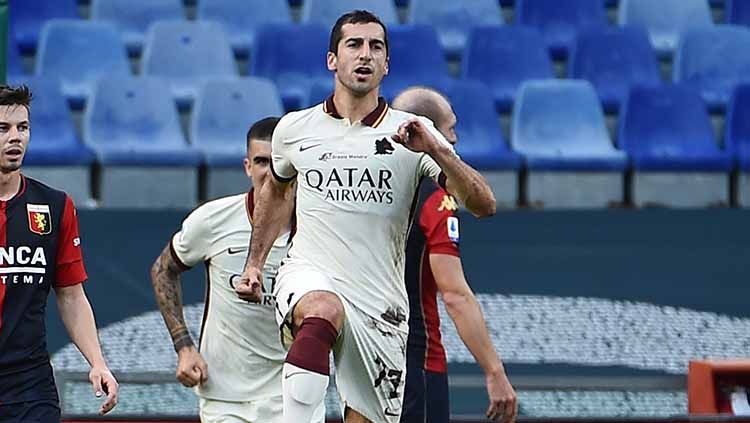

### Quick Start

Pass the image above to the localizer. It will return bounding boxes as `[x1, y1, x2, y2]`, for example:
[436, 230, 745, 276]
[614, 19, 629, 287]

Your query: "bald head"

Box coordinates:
[393, 87, 457, 144]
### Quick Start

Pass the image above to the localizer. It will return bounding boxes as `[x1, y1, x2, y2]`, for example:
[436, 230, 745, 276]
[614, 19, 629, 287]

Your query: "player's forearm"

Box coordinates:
[246, 179, 293, 270]
[429, 145, 496, 218]
[56, 285, 107, 368]
[444, 291, 505, 376]
[150, 246, 193, 352]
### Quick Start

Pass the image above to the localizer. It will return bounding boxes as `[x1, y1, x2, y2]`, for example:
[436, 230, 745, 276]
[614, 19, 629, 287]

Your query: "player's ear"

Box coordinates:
[327, 51, 337, 72]
[383, 56, 389, 76]
[243, 158, 252, 178]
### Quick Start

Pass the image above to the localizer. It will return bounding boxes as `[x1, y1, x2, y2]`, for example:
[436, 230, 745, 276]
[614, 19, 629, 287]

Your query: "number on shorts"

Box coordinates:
[374, 356, 404, 399]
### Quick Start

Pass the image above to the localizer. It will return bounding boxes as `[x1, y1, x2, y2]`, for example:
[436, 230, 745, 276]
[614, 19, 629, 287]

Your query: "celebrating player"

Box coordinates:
[150, 118, 324, 423]
[393, 87, 517, 423]
[0, 85, 118, 421]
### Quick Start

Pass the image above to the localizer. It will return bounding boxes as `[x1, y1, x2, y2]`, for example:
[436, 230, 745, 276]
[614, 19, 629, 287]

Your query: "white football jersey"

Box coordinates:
[271, 97, 454, 333]
[171, 191, 290, 401]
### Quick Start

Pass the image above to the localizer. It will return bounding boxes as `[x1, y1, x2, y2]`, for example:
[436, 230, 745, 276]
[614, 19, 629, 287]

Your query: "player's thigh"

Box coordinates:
[0, 400, 60, 423]
[334, 305, 407, 423]
[425, 370, 450, 423]
[292, 290, 345, 330]
[400, 355, 427, 423]
[199, 397, 278, 423]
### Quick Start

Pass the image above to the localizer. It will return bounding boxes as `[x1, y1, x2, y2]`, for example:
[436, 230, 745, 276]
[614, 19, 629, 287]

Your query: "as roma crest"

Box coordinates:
[27, 204, 52, 235]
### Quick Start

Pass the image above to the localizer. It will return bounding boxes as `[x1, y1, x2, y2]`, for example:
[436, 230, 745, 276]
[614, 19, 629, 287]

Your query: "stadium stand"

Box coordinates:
[569, 26, 661, 112]
[515, 0, 608, 59]
[90, 0, 185, 55]
[7, 26, 24, 79]
[406, 0, 504, 59]
[191, 78, 284, 199]
[726, 84, 750, 207]
[9, 0, 79, 53]
[619, 85, 732, 207]
[462, 26, 554, 113]
[196, 0, 293, 56]
[673, 25, 750, 112]
[617, 0, 714, 57]
[445, 79, 521, 207]
[35, 20, 130, 108]
[250, 23, 330, 111]
[141, 21, 238, 108]
[301, 0, 399, 27]
[726, 0, 750, 25]
[83, 76, 201, 208]
[379, 25, 451, 101]
[512, 79, 627, 208]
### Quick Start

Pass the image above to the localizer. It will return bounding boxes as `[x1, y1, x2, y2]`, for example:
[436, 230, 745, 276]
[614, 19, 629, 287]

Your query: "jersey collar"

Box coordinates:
[323, 95, 389, 128]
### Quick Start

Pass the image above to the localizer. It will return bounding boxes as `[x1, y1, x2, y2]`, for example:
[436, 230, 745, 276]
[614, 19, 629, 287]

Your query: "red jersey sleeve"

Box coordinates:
[55, 195, 88, 287]
[419, 188, 460, 257]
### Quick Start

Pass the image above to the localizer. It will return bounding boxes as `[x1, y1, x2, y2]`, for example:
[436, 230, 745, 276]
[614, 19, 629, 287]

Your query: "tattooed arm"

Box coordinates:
[150, 244, 208, 387]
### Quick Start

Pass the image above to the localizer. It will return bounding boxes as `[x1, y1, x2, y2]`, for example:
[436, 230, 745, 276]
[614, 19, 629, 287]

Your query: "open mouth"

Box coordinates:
[4, 148, 23, 159]
[354, 66, 373, 76]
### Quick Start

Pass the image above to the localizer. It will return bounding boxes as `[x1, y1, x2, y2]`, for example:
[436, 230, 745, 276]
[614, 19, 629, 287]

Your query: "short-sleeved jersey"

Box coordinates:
[170, 190, 290, 401]
[270, 96, 455, 332]
[0, 175, 87, 403]
[405, 180, 460, 374]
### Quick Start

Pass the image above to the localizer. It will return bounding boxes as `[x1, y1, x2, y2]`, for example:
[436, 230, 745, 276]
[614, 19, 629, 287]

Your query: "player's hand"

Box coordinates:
[235, 266, 263, 303]
[89, 365, 119, 415]
[486, 369, 517, 423]
[176, 345, 208, 387]
[391, 118, 446, 155]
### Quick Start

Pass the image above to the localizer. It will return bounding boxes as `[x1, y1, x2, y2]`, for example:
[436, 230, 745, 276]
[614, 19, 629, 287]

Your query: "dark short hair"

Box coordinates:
[246, 117, 280, 152]
[328, 10, 388, 55]
[0, 85, 32, 115]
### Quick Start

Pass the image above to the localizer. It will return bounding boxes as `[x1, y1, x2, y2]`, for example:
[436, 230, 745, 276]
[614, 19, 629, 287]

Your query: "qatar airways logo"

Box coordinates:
[304, 167, 394, 204]
[0, 246, 48, 285]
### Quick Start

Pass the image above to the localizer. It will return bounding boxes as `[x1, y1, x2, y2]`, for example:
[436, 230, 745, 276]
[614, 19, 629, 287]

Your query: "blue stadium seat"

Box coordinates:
[570, 27, 661, 112]
[512, 80, 627, 171]
[251, 24, 330, 111]
[191, 78, 284, 166]
[9, 0, 78, 53]
[463, 26, 553, 113]
[7, 29, 24, 79]
[90, 0, 184, 55]
[725, 84, 750, 171]
[516, 0, 607, 59]
[445, 80, 521, 170]
[673, 25, 750, 111]
[727, 0, 750, 25]
[619, 85, 731, 171]
[380, 25, 451, 101]
[618, 0, 713, 57]
[197, 0, 292, 55]
[301, 0, 399, 27]
[407, 0, 504, 59]
[35, 20, 130, 107]
[8, 77, 93, 165]
[84, 76, 201, 166]
[307, 81, 332, 107]
[142, 21, 238, 107]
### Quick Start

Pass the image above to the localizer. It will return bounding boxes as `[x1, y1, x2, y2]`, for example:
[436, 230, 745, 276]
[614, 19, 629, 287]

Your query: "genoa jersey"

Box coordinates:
[405, 180, 460, 374]
[0, 175, 87, 403]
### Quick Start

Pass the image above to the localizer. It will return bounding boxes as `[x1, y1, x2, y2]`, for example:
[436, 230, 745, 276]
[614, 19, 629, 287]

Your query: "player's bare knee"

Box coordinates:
[293, 291, 344, 330]
[344, 407, 373, 423]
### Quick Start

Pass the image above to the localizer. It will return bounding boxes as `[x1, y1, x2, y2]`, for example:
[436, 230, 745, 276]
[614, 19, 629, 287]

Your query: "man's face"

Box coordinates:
[327, 22, 389, 96]
[437, 107, 458, 146]
[243, 139, 272, 189]
[0, 105, 30, 174]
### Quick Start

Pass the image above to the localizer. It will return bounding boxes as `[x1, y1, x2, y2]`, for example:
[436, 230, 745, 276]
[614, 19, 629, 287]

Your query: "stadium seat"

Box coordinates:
[727, 85, 750, 206]
[84, 76, 201, 208]
[251, 24, 331, 111]
[301, 0, 399, 27]
[90, 0, 184, 55]
[142, 21, 238, 107]
[462, 26, 554, 113]
[197, 0, 292, 56]
[516, 0, 608, 59]
[380, 25, 451, 101]
[726, 0, 750, 25]
[674, 26, 750, 111]
[406, 0, 504, 59]
[619, 85, 732, 207]
[569, 27, 661, 112]
[618, 0, 713, 57]
[35, 20, 131, 107]
[7, 29, 24, 79]
[512, 80, 626, 208]
[307, 81, 332, 107]
[9, 0, 78, 53]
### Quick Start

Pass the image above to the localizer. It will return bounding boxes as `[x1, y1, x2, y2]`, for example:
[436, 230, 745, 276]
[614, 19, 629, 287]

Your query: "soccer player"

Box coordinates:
[393, 87, 517, 423]
[235, 10, 497, 423]
[150, 117, 324, 423]
[0, 85, 118, 421]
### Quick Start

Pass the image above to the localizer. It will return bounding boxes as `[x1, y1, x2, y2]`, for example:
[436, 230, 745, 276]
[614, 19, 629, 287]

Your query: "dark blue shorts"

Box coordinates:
[0, 400, 61, 423]
[401, 358, 450, 423]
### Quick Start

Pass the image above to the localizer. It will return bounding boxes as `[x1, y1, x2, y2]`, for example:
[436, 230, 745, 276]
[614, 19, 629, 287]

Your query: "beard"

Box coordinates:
[339, 73, 382, 97]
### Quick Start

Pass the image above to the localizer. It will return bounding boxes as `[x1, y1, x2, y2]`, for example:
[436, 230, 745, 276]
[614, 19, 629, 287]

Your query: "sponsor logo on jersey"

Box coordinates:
[0, 246, 48, 285]
[318, 152, 369, 162]
[299, 142, 322, 152]
[447, 216, 460, 243]
[305, 167, 394, 204]
[27, 204, 52, 235]
[438, 194, 458, 212]
[375, 138, 394, 155]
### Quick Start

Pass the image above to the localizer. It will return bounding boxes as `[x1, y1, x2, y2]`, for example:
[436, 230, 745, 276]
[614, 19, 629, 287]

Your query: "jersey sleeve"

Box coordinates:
[170, 205, 214, 269]
[417, 117, 457, 187]
[419, 189, 460, 257]
[270, 115, 297, 183]
[55, 195, 88, 287]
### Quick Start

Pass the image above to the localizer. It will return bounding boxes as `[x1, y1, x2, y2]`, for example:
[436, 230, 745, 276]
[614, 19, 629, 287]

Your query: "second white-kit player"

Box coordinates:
[236, 10, 497, 423]
[151, 118, 324, 423]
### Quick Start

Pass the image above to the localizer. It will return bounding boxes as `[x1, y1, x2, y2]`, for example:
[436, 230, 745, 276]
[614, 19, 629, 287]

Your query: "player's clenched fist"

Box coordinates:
[235, 266, 263, 303]
[391, 118, 447, 155]
[176, 345, 208, 387]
